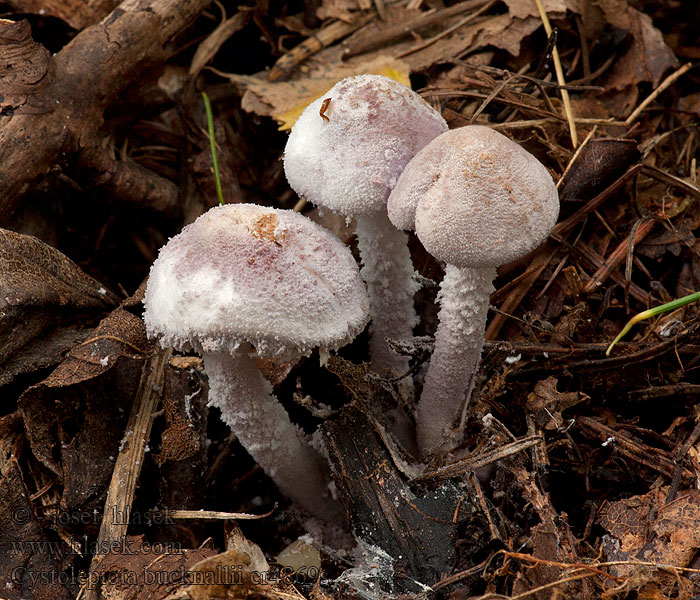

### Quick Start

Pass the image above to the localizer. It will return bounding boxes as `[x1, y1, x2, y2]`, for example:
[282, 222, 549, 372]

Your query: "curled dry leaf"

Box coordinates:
[559, 138, 641, 203]
[595, 0, 680, 89]
[503, 0, 678, 89]
[527, 376, 589, 430]
[18, 308, 149, 513]
[0, 228, 117, 379]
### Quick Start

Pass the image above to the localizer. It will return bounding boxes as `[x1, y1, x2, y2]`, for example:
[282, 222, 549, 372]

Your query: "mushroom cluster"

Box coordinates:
[143, 75, 560, 526]
[144, 203, 369, 521]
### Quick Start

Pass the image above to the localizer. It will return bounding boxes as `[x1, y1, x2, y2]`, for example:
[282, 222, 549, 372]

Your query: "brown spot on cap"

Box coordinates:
[248, 213, 281, 243]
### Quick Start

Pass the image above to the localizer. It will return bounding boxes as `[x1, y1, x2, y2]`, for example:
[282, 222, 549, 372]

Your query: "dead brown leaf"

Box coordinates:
[596, 0, 679, 90]
[0, 459, 73, 600]
[317, 0, 361, 23]
[526, 376, 588, 430]
[500, 0, 569, 20]
[560, 138, 641, 203]
[599, 487, 700, 587]
[18, 308, 149, 514]
[0, 228, 117, 371]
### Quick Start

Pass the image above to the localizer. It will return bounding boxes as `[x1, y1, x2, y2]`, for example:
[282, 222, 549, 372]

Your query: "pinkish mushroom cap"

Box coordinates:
[388, 126, 560, 268]
[144, 203, 370, 360]
[283, 74, 447, 218]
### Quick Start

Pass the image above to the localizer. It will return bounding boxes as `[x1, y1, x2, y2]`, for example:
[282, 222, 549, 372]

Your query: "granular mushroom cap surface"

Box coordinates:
[144, 204, 370, 360]
[283, 74, 448, 217]
[389, 126, 560, 268]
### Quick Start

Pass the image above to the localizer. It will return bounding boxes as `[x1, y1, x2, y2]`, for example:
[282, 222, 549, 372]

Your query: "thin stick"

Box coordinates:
[533, 0, 578, 147]
[625, 63, 694, 127]
[581, 218, 656, 295]
[556, 126, 597, 189]
[269, 15, 373, 81]
[343, 0, 487, 59]
[395, 0, 496, 59]
[168, 507, 276, 520]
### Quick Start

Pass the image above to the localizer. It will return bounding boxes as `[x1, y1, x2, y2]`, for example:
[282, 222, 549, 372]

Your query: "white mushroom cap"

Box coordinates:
[144, 204, 370, 360]
[283, 74, 447, 217]
[388, 126, 560, 268]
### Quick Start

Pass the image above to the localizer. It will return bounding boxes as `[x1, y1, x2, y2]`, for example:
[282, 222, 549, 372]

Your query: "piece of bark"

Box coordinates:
[323, 403, 484, 591]
[0, 0, 212, 225]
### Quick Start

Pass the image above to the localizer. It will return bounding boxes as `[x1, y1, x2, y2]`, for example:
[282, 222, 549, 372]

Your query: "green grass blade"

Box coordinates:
[605, 291, 700, 355]
[202, 91, 225, 206]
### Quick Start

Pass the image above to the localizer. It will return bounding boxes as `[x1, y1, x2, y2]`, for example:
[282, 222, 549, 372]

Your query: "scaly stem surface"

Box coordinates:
[355, 213, 418, 380]
[415, 265, 495, 457]
[203, 350, 342, 523]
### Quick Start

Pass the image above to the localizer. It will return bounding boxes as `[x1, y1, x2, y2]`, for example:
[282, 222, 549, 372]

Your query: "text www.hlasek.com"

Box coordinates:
[9, 537, 183, 558]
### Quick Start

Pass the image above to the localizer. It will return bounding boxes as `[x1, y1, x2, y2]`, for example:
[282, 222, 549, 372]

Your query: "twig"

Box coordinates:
[0, 0, 211, 225]
[581, 218, 656, 295]
[553, 163, 643, 237]
[624, 63, 694, 127]
[168, 507, 276, 520]
[343, 0, 488, 58]
[424, 89, 563, 120]
[557, 126, 597, 189]
[642, 164, 700, 202]
[269, 15, 374, 80]
[502, 551, 621, 582]
[395, 0, 496, 59]
[533, 0, 578, 147]
[373, 0, 386, 20]
[413, 435, 542, 482]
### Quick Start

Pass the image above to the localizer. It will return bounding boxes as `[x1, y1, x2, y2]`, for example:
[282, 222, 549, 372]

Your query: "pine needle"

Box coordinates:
[533, 0, 578, 147]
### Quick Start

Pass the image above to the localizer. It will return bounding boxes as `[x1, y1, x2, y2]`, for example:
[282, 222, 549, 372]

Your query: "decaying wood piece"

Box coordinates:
[0, 0, 212, 225]
[323, 403, 486, 592]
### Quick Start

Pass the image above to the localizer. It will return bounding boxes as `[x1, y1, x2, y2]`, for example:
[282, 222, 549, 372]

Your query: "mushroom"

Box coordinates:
[283, 74, 447, 382]
[143, 203, 370, 521]
[387, 126, 560, 456]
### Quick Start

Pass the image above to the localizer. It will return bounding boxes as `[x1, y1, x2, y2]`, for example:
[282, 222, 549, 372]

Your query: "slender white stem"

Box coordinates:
[354, 213, 419, 379]
[415, 264, 495, 457]
[202, 350, 343, 523]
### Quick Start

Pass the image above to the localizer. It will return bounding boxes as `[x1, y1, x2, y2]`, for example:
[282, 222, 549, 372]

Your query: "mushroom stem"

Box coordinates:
[354, 213, 419, 381]
[202, 349, 343, 523]
[415, 265, 495, 457]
